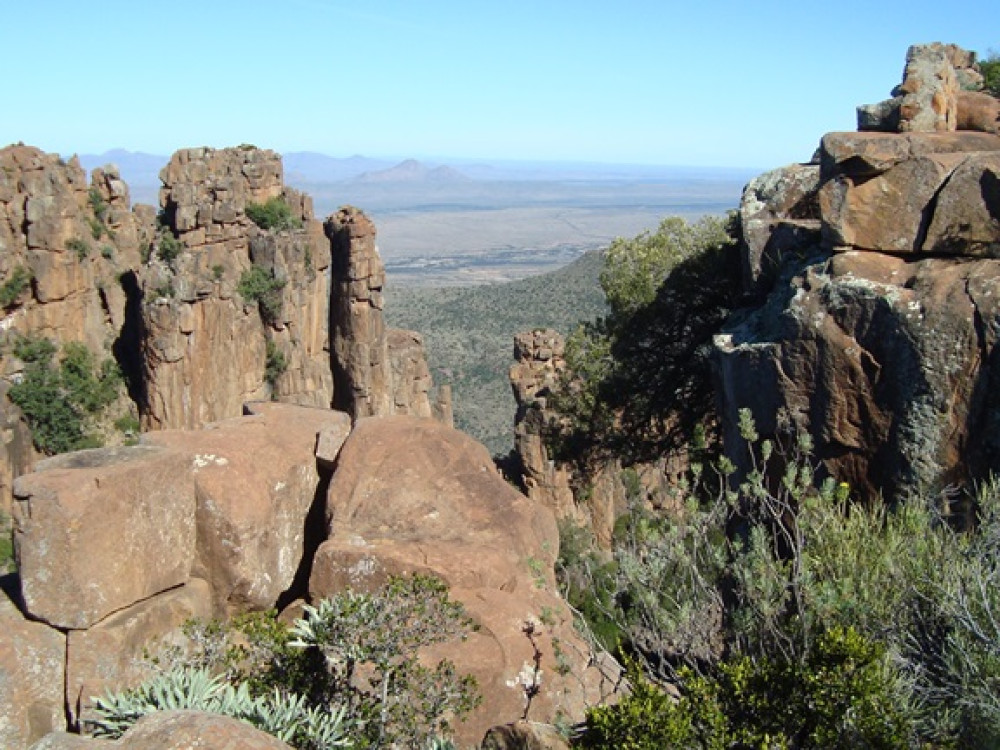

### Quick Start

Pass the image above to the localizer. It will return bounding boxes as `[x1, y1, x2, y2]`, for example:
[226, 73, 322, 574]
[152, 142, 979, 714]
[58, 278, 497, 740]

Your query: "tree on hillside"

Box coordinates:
[551, 214, 741, 465]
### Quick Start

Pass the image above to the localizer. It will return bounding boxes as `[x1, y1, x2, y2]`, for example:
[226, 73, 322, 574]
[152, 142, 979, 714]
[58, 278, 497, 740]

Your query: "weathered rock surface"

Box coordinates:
[31, 710, 294, 750]
[65, 579, 213, 726]
[0, 595, 65, 749]
[509, 330, 575, 518]
[142, 146, 333, 429]
[326, 207, 393, 418]
[739, 163, 821, 297]
[718, 75, 1000, 502]
[325, 206, 449, 422]
[12, 444, 195, 629]
[717, 249, 1000, 503]
[481, 721, 572, 750]
[817, 132, 1000, 255]
[144, 402, 350, 615]
[957, 90, 1000, 134]
[858, 42, 991, 134]
[310, 416, 620, 747]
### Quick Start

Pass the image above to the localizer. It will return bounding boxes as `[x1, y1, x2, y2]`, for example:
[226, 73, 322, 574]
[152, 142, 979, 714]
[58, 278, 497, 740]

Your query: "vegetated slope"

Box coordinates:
[385, 249, 607, 456]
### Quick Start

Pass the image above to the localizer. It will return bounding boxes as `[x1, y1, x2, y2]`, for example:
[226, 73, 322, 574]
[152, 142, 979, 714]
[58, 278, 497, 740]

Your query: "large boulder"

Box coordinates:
[12, 445, 195, 629]
[144, 402, 351, 616]
[31, 710, 293, 750]
[309, 416, 620, 747]
[0, 595, 65, 749]
[897, 42, 960, 133]
[817, 132, 1000, 255]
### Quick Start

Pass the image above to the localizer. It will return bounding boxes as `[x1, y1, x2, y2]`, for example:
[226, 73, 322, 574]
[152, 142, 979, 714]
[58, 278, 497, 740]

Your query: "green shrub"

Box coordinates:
[246, 197, 302, 232]
[581, 628, 912, 749]
[0, 266, 32, 308]
[0, 512, 13, 574]
[212, 264, 224, 281]
[66, 237, 90, 260]
[238, 265, 285, 324]
[980, 51, 1000, 97]
[126, 574, 479, 749]
[8, 336, 122, 455]
[101, 245, 114, 260]
[88, 187, 108, 223]
[155, 231, 183, 266]
[264, 340, 287, 390]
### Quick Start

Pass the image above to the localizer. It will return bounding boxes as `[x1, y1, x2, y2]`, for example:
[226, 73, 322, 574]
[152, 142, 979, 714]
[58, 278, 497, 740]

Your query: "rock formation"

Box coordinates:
[0, 144, 446, 520]
[1, 404, 613, 748]
[716, 43, 1000, 503]
[142, 146, 333, 429]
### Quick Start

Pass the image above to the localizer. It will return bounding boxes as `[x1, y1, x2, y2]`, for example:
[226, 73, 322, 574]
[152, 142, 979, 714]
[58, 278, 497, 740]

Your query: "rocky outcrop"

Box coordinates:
[325, 206, 450, 423]
[858, 42, 988, 133]
[310, 415, 619, 747]
[142, 147, 333, 429]
[716, 44, 1000, 503]
[509, 330, 575, 518]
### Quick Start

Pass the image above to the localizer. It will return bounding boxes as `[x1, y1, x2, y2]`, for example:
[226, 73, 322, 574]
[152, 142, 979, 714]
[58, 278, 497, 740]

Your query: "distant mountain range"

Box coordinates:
[73, 149, 760, 194]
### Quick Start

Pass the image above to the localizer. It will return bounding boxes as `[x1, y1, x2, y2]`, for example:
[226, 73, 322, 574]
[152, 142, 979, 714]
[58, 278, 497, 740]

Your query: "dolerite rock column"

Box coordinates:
[325, 207, 393, 419]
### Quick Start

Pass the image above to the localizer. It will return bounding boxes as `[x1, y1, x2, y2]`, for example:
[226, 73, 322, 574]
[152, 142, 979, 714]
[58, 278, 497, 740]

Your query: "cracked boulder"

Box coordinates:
[818, 132, 1000, 255]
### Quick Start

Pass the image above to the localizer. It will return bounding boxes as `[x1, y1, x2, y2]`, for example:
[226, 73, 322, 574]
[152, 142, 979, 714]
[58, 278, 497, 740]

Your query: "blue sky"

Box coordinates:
[2, 0, 996, 169]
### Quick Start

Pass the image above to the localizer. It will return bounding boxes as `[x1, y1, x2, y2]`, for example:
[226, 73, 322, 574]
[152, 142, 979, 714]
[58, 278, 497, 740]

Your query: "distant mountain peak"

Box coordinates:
[354, 159, 470, 184]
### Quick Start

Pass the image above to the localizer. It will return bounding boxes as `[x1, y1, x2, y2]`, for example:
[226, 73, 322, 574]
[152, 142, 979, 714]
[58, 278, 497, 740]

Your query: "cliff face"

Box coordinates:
[140, 146, 333, 429]
[716, 44, 1000, 502]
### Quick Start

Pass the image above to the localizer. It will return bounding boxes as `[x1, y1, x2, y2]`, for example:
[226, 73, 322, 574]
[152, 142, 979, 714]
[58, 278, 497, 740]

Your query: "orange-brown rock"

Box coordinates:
[509, 330, 575, 519]
[143, 403, 351, 616]
[957, 90, 1000, 134]
[65, 579, 213, 727]
[481, 721, 572, 750]
[818, 132, 1000, 255]
[897, 43, 960, 133]
[309, 416, 620, 747]
[12, 445, 195, 629]
[142, 146, 333, 430]
[31, 710, 294, 750]
[0, 595, 65, 749]
[325, 207, 393, 418]
[387, 328, 434, 418]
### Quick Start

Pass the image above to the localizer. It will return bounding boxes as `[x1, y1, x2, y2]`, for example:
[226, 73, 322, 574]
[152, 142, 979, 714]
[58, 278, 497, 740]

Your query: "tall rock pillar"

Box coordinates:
[325, 207, 393, 419]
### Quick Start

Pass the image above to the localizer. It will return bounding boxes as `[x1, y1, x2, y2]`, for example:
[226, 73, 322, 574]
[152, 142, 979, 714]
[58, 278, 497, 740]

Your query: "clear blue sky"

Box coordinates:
[2, 0, 996, 169]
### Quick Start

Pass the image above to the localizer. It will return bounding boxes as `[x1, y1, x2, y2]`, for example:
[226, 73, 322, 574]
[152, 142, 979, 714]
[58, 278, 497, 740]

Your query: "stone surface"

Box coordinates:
[509, 330, 575, 519]
[144, 403, 349, 616]
[957, 90, 1000, 134]
[12, 444, 195, 629]
[922, 153, 1000, 256]
[31, 710, 294, 749]
[481, 721, 572, 750]
[820, 153, 963, 253]
[143, 146, 333, 430]
[326, 207, 393, 419]
[716, 250, 1000, 503]
[387, 328, 434, 418]
[739, 163, 821, 297]
[310, 416, 620, 747]
[897, 43, 960, 133]
[0, 595, 65, 749]
[66, 579, 213, 727]
[819, 131, 1000, 181]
